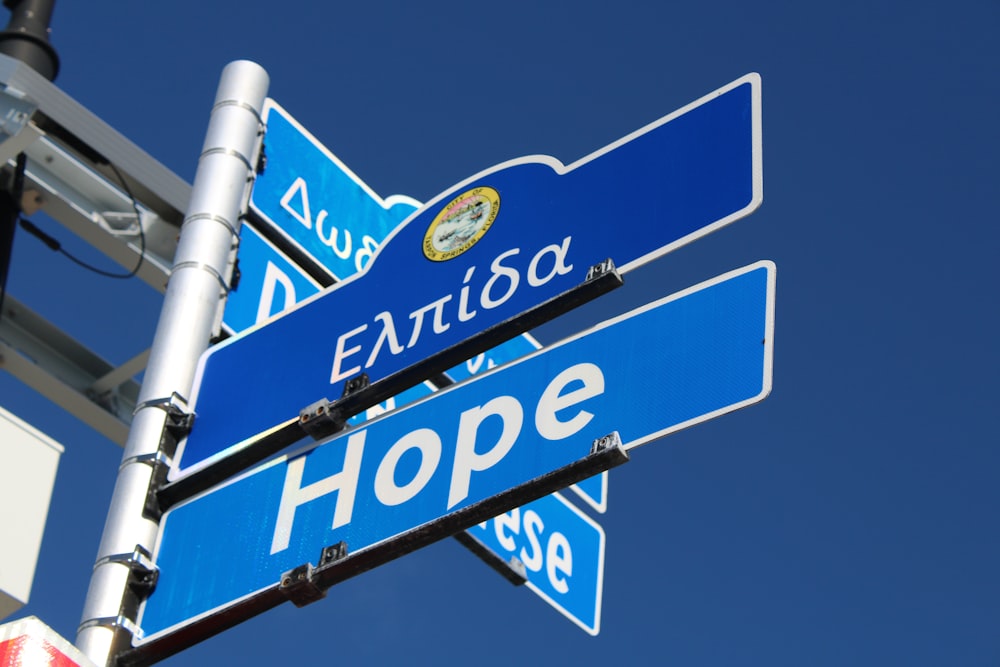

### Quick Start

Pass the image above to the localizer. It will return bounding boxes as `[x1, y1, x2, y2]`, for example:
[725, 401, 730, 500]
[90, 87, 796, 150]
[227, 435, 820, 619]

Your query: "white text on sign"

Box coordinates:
[270, 362, 604, 554]
[281, 176, 380, 273]
[329, 237, 575, 384]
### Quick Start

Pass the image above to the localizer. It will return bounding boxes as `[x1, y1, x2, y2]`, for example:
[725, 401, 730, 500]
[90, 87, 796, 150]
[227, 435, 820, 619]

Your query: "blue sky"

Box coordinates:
[2, 1, 998, 665]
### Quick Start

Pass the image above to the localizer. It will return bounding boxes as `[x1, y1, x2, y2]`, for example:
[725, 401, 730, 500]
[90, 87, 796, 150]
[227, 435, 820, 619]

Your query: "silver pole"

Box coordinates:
[76, 60, 269, 666]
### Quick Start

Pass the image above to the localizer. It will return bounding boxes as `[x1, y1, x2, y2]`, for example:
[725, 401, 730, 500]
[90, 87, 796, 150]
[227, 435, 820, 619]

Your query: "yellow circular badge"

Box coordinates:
[422, 186, 500, 261]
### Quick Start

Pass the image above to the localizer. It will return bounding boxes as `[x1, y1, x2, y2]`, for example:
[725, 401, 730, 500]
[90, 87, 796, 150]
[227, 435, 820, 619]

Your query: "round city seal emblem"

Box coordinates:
[422, 186, 500, 262]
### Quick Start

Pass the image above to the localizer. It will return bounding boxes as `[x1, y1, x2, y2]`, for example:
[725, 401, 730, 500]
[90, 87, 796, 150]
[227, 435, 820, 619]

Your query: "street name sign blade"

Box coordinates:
[250, 99, 421, 280]
[221, 224, 322, 335]
[136, 261, 775, 646]
[447, 332, 608, 511]
[172, 73, 763, 481]
[466, 492, 606, 635]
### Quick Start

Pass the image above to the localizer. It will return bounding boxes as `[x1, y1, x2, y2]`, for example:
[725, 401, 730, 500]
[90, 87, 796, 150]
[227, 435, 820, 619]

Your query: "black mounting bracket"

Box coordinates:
[164, 410, 195, 445]
[91, 544, 159, 602]
[129, 450, 171, 522]
[591, 431, 623, 455]
[586, 257, 618, 282]
[124, 545, 160, 597]
[278, 563, 325, 608]
[299, 373, 370, 441]
[298, 398, 341, 441]
[278, 542, 348, 608]
[135, 392, 194, 457]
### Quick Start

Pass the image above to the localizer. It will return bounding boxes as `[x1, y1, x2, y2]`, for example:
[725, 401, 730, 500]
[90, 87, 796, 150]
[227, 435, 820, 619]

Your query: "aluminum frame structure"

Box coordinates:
[0, 52, 191, 445]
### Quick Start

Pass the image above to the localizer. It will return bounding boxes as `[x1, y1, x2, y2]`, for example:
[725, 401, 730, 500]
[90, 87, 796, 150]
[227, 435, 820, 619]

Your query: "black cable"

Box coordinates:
[19, 161, 148, 279]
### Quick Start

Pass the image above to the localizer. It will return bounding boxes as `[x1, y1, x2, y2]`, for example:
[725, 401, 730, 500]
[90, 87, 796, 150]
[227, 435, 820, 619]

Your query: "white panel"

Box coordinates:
[0, 407, 63, 620]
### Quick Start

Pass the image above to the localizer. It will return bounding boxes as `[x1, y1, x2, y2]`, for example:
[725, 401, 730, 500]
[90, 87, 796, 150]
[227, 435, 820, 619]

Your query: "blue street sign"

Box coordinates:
[447, 333, 607, 512]
[222, 224, 323, 335]
[172, 73, 763, 481]
[137, 261, 775, 642]
[467, 492, 606, 635]
[250, 99, 421, 280]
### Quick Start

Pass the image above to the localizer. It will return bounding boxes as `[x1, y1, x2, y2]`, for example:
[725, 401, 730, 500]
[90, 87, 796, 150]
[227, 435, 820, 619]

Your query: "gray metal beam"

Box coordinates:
[0, 293, 140, 445]
[0, 51, 202, 442]
[0, 51, 193, 293]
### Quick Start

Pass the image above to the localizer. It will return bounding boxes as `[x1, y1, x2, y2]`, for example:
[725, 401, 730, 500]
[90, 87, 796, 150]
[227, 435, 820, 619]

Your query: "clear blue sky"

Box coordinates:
[2, 1, 998, 665]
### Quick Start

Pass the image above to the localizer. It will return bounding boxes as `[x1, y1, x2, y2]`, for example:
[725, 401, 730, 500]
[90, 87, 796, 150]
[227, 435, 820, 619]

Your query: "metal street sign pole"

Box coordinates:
[75, 61, 269, 667]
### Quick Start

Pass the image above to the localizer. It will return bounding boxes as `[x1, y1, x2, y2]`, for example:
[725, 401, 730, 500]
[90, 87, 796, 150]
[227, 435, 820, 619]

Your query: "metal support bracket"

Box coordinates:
[591, 430, 623, 455]
[318, 541, 349, 569]
[162, 399, 195, 444]
[77, 545, 158, 645]
[298, 398, 342, 441]
[586, 257, 618, 282]
[278, 563, 325, 607]
[299, 373, 370, 441]
[278, 541, 348, 608]
[130, 450, 171, 523]
[92, 545, 159, 598]
[76, 615, 142, 643]
[133, 392, 194, 452]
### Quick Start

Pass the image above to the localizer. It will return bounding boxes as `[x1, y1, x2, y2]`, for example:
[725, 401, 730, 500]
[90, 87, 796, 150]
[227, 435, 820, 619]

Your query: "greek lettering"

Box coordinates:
[280, 177, 312, 229]
[466, 353, 485, 375]
[330, 322, 370, 384]
[315, 210, 352, 260]
[480, 249, 520, 309]
[458, 266, 477, 322]
[355, 235, 378, 273]
[365, 397, 396, 421]
[327, 237, 577, 383]
[527, 236, 574, 287]
[366, 311, 405, 368]
[407, 295, 453, 348]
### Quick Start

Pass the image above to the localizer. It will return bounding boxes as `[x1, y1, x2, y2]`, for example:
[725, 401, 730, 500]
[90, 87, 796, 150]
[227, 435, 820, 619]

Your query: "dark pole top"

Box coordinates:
[0, 0, 59, 81]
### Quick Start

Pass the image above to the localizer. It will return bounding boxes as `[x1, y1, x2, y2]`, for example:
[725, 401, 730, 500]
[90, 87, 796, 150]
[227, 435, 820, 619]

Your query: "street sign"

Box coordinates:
[221, 224, 323, 335]
[446, 333, 607, 511]
[250, 99, 421, 280]
[171, 73, 763, 482]
[135, 261, 775, 646]
[465, 492, 606, 635]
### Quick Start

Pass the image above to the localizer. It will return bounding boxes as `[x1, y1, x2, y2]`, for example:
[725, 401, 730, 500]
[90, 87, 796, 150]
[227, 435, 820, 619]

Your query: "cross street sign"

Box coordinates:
[171, 73, 763, 482]
[250, 99, 421, 280]
[465, 492, 606, 635]
[222, 224, 322, 335]
[134, 261, 775, 648]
